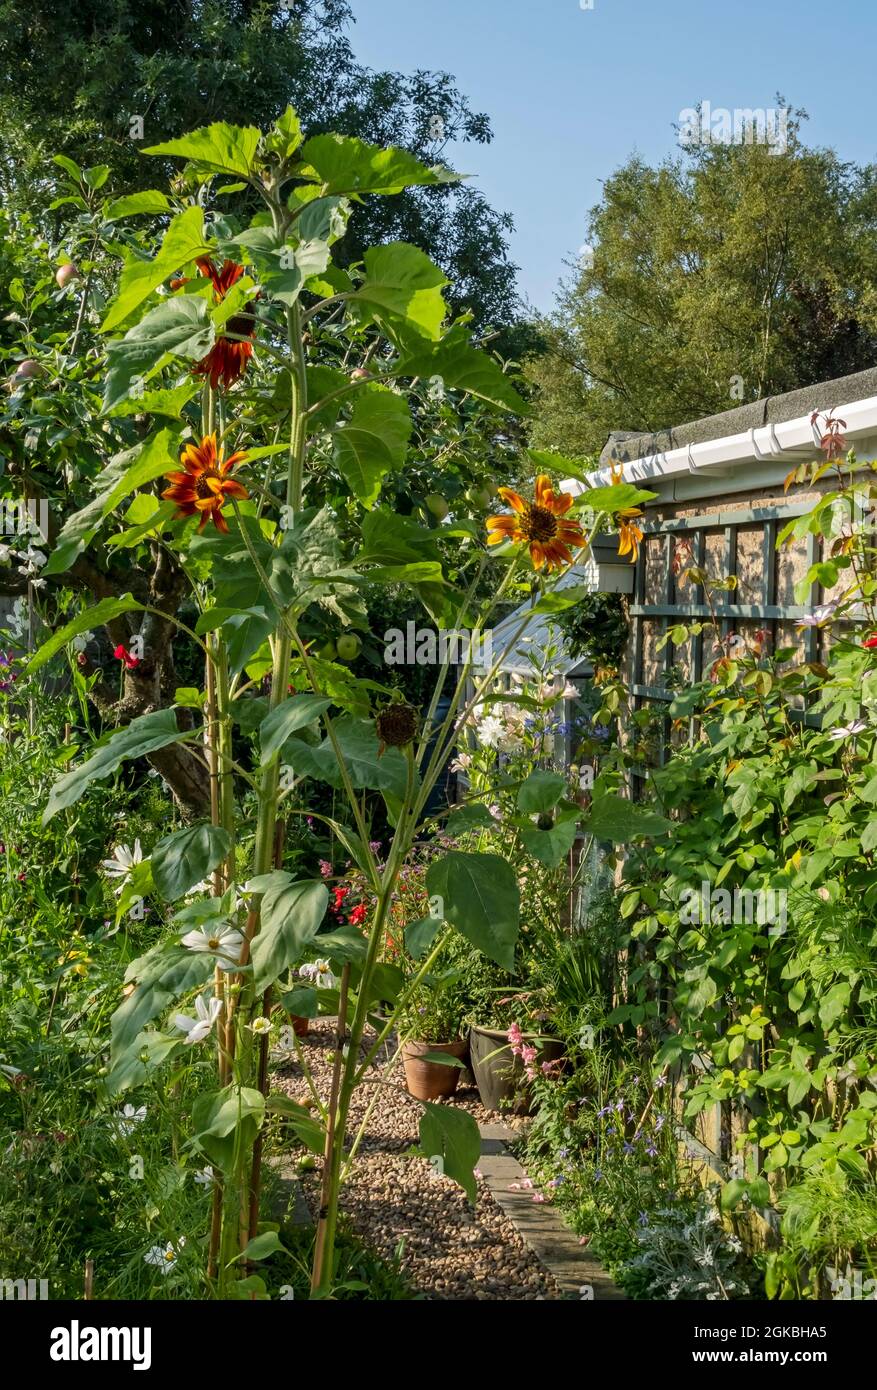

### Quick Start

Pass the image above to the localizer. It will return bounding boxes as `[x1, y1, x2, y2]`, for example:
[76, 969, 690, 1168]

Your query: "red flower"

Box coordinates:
[348, 903, 367, 926]
[191, 257, 257, 390]
[162, 434, 249, 535]
[332, 886, 348, 912]
[113, 644, 140, 670]
[864, 635, 877, 649]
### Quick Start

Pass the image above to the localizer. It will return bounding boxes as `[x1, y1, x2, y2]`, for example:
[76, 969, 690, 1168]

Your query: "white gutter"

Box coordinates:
[562, 393, 877, 500]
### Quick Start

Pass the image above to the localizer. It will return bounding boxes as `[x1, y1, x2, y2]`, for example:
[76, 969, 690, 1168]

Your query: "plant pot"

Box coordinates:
[402, 1039, 468, 1101]
[290, 1015, 309, 1038]
[468, 1025, 565, 1115]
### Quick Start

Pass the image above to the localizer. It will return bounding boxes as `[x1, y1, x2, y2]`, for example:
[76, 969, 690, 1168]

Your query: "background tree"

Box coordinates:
[0, 0, 523, 342]
[527, 109, 877, 460]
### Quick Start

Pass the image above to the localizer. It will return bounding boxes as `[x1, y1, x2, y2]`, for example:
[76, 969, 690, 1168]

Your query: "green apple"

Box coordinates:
[317, 639, 337, 661]
[425, 493, 450, 521]
[336, 633, 362, 662]
[466, 483, 493, 509]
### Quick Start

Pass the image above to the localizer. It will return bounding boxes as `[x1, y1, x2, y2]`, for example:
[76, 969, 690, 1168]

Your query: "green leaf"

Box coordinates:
[192, 1084, 265, 1170]
[583, 794, 673, 843]
[519, 809, 579, 866]
[152, 823, 232, 901]
[351, 243, 448, 340]
[333, 384, 412, 508]
[280, 986, 319, 1019]
[246, 876, 329, 992]
[282, 715, 411, 798]
[45, 429, 180, 574]
[110, 942, 215, 1067]
[102, 207, 214, 331]
[266, 1093, 325, 1154]
[103, 297, 213, 412]
[720, 1178, 747, 1212]
[44, 708, 192, 822]
[419, 1102, 480, 1203]
[239, 1231, 289, 1262]
[527, 584, 593, 616]
[143, 122, 262, 179]
[259, 694, 332, 764]
[405, 916, 443, 960]
[103, 190, 174, 222]
[425, 852, 520, 970]
[27, 595, 144, 672]
[392, 327, 528, 413]
[444, 803, 497, 836]
[299, 134, 452, 195]
[517, 770, 566, 814]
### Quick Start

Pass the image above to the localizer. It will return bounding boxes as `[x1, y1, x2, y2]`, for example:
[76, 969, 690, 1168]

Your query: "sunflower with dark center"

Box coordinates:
[189, 257, 258, 390]
[485, 475, 584, 572]
[375, 702, 419, 754]
[162, 434, 249, 534]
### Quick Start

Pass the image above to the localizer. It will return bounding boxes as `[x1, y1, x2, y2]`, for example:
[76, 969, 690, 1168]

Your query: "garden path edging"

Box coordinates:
[477, 1121, 626, 1300]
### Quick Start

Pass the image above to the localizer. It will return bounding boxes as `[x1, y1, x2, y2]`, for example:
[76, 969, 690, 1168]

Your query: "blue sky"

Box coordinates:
[347, 0, 877, 313]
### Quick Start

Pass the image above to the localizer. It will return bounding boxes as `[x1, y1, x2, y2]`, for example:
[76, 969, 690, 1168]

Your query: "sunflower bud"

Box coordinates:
[375, 702, 419, 750]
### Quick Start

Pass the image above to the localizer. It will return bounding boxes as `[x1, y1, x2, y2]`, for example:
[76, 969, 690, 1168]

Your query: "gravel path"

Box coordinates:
[272, 1019, 562, 1300]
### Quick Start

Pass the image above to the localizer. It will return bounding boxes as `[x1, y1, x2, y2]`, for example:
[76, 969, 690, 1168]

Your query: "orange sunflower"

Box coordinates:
[190, 257, 257, 390]
[162, 434, 249, 535]
[610, 463, 644, 564]
[485, 475, 584, 572]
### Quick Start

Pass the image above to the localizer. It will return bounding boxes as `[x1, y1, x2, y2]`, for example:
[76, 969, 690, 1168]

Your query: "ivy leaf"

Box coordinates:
[333, 384, 412, 508]
[425, 851, 520, 970]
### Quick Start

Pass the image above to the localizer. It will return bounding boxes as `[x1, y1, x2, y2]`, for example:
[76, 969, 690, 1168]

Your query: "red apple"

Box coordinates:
[349, 367, 372, 381]
[9, 360, 44, 388]
[55, 263, 80, 289]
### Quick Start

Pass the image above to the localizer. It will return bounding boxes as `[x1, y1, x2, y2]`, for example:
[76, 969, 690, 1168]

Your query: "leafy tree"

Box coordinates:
[528, 109, 877, 459]
[0, 0, 521, 337]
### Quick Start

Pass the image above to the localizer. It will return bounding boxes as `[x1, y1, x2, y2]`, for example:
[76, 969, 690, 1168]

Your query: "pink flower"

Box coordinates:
[521, 1045, 538, 1065]
[508, 1182, 522, 1191]
[520, 1177, 534, 1190]
[319, 860, 333, 878]
[532, 1192, 546, 1203]
[473, 1168, 483, 1180]
[507, 1022, 523, 1049]
[541, 1058, 561, 1076]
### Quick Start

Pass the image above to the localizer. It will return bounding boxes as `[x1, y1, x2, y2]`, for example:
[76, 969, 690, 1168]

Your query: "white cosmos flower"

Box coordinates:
[144, 1237, 185, 1274]
[249, 1016, 271, 1035]
[181, 924, 244, 970]
[173, 995, 222, 1045]
[101, 840, 143, 891]
[299, 959, 336, 989]
[116, 1103, 146, 1135]
[193, 1167, 214, 1187]
[829, 720, 868, 740]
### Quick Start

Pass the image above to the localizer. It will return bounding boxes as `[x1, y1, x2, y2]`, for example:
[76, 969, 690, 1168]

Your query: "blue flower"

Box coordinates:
[593, 1169, 603, 1183]
[623, 1142, 635, 1155]
[638, 1212, 649, 1228]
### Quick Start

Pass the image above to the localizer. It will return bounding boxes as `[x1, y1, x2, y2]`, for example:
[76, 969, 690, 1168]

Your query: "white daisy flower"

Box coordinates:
[116, 1103, 146, 1135]
[249, 1016, 272, 1035]
[173, 995, 222, 1045]
[101, 840, 143, 892]
[180, 924, 244, 970]
[144, 1237, 185, 1274]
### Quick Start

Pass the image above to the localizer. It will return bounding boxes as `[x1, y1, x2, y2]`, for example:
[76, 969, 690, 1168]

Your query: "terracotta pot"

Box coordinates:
[468, 1025, 565, 1115]
[402, 1039, 468, 1101]
[290, 1015, 309, 1038]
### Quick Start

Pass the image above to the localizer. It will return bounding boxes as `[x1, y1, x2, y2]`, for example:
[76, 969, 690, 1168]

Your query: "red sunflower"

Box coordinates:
[190, 257, 257, 390]
[162, 434, 249, 535]
[485, 475, 584, 572]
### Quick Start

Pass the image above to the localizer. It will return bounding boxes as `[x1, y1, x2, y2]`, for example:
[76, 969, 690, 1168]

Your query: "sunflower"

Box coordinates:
[609, 462, 644, 564]
[190, 257, 257, 390]
[485, 475, 584, 571]
[162, 434, 249, 534]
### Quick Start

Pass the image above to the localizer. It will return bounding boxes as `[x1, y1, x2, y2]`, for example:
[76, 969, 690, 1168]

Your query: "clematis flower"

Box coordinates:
[486, 475, 584, 572]
[181, 924, 244, 971]
[173, 994, 222, 1045]
[797, 601, 839, 629]
[299, 959, 336, 989]
[475, 715, 504, 748]
[116, 1103, 147, 1135]
[191, 257, 257, 389]
[101, 840, 143, 892]
[162, 434, 249, 535]
[829, 720, 868, 740]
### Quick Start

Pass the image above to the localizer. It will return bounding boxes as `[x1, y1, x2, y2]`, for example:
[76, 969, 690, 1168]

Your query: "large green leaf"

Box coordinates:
[583, 794, 673, 843]
[103, 190, 174, 221]
[152, 823, 232, 901]
[45, 429, 179, 575]
[519, 809, 580, 866]
[144, 122, 262, 179]
[425, 851, 520, 970]
[102, 207, 214, 331]
[517, 770, 566, 814]
[282, 715, 412, 798]
[333, 385, 412, 507]
[27, 595, 144, 672]
[299, 134, 453, 195]
[103, 297, 214, 412]
[44, 708, 192, 822]
[110, 941, 215, 1067]
[246, 875, 329, 992]
[419, 1102, 480, 1202]
[393, 327, 528, 413]
[191, 1084, 265, 1170]
[351, 243, 448, 340]
[259, 694, 332, 765]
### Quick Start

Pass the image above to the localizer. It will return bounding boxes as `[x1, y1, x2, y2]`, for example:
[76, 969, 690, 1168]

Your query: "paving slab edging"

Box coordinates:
[478, 1121, 626, 1300]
